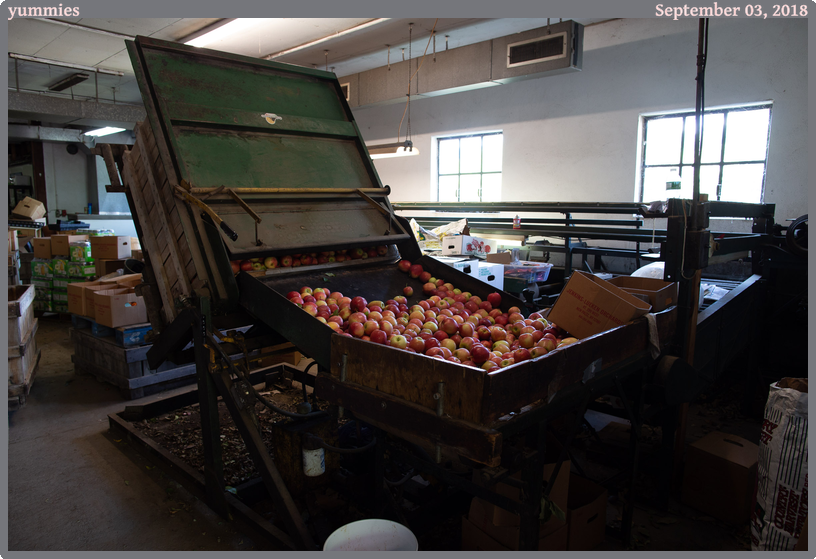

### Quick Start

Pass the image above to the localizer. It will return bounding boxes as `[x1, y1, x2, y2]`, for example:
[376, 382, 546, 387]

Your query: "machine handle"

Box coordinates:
[220, 221, 239, 241]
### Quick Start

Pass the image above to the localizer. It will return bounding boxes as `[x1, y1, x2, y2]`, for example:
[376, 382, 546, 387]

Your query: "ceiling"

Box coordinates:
[7, 17, 610, 130]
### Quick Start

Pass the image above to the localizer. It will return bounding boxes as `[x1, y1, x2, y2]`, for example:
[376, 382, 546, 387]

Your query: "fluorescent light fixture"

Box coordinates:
[368, 140, 419, 160]
[48, 72, 89, 92]
[85, 127, 126, 137]
[184, 19, 258, 48]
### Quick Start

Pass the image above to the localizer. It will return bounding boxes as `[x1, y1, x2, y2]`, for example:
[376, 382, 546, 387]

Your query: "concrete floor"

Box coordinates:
[8, 314, 761, 551]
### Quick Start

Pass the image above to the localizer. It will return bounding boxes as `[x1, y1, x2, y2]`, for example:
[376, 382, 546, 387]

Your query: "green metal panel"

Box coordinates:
[128, 36, 384, 193]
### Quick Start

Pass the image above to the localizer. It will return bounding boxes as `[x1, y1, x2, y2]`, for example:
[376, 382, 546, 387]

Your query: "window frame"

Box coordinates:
[638, 103, 773, 204]
[436, 131, 503, 202]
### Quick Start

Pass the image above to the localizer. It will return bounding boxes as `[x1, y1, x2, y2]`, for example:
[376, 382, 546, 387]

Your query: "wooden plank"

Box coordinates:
[8, 336, 39, 387]
[122, 147, 176, 324]
[8, 318, 38, 358]
[316, 374, 502, 467]
[8, 350, 39, 398]
[8, 285, 35, 346]
[190, 206, 229, 300]
[330, 334, 486, 424]
[100, 143, 123, 191]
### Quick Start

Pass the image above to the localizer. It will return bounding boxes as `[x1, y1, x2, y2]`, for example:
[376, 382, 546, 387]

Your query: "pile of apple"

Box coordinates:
[284, 259, 578, 372]
[231, 245, 391, 274]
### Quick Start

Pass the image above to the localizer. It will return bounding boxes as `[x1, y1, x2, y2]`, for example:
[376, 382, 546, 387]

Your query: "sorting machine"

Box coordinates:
[108, 37, 804, 550]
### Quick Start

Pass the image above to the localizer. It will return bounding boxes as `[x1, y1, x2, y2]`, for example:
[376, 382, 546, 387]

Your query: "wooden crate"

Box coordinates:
[8, 285, 35, 347]
[9, 318, 40, 405]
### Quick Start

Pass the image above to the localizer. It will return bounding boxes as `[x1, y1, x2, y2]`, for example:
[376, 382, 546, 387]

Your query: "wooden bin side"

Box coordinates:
[8, 285, 35, 347]
[122, 122, 210, 326]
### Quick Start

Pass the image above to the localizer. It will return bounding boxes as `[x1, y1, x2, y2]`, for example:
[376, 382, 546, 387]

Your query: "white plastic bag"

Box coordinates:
[750, 379, 808, 550]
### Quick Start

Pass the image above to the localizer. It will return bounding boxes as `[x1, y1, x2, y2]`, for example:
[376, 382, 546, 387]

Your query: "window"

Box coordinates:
[639, 104, 772, 204]
[437, 132, 502, 202]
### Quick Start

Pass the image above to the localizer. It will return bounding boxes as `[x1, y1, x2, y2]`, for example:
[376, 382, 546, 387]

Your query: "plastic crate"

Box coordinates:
[503, 261, 553, 283]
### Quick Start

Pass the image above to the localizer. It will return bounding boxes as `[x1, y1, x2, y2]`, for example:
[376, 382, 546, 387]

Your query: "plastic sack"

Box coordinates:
[750, 378, 808, 550]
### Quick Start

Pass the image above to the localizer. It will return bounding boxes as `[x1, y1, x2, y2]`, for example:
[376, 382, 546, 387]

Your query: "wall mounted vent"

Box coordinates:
[506, 33, 567, 68]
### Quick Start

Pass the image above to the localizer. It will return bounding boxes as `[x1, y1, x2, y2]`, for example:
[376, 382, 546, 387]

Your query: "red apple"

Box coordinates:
[487, 292, 502, 308]
[408, 337, 426, 353]
[349, 322, 365, 337]
[403, 286, 414, 297]
[370, 329, 388, 345]
[230, 261, 240, 274]
[240, 260, 253, 271]
[518, 333, 535, 349]
[530, 346, 549, 359]
[263, 256, 278, 269]
[398, 260, 412, 273]
[471, 345, 490, 364]
[500, 358, 515, 368]
[409, 264, 423, 279]
[558, 337, 579, 348]
[490, 326, 507, 342]
[513, 348, 531, 363]
[481, 361, 499, 372]
[454, 348, 470, 362]
[419, 271, 432, 283]
[351, 296, 368, 312]
[377, 245, 389, 256]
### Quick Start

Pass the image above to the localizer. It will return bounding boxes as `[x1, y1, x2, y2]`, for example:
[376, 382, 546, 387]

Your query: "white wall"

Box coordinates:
[42, 142, 92, 218]
[355, 18, 807, 225]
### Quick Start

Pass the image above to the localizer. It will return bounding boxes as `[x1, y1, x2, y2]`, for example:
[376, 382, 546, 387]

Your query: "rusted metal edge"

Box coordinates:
[315, 374, 503, 467]
[107, 412, 297, 550]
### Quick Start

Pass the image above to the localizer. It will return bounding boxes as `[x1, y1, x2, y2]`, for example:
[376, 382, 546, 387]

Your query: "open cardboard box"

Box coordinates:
[11, 196, 46, 220]
[566, 475, 609, 551]
[547, 271, 652, 339]
[92, 287, 148, 328]
[607, 276, 678, 312]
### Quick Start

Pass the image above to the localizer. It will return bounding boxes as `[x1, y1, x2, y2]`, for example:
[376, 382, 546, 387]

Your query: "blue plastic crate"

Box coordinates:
[115, 324, 153, 347]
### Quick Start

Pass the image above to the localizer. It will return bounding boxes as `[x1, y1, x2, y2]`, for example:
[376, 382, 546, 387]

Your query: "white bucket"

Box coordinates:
[322, 519, 418, 551]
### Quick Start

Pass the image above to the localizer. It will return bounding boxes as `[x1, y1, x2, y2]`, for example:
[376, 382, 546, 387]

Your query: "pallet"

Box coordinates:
[9, 348, 40, 411]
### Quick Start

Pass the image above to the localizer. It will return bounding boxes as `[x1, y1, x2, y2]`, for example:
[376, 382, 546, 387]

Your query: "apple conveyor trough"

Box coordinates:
[110, 36, 772, 551]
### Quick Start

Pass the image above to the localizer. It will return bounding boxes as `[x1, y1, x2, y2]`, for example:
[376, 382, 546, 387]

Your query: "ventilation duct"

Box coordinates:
[340, 20, 583, 108]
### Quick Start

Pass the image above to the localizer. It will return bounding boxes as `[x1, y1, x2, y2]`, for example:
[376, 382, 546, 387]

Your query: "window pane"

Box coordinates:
[724, 109, 770, 162]
[645, 117, 683, 165]
[439, 139, 459, 175]
[482, 135, 503, 173]
[643, 167, 683, 203]
[460, 137, 482, 174]
[699, 165, 721, 201]
[438, 175, 459, 202]
[460, 174, 481, 202]
[720, 164, 765, 203]
[481, 173, 502, 202]
[683, 113, 725, 164]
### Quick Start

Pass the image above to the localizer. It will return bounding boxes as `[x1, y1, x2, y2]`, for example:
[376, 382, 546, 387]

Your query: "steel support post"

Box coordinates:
[193, 301, 231, 519]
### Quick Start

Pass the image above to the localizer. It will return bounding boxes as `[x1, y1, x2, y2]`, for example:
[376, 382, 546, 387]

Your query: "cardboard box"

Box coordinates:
[92, 287, 148, 328]
[51, 257, 69, 277]
[131, 249, 144, 261]
[473, 459, 571, 528]
[461, 513, 568, 551]
[95, 259, 127, 277]
[67, 281, 110, 318]
[32, 238, 52, 259]
[440, 235, 496, 257]
[67, 262, 96, 278]
[566, 475, 609, 551]
[504, 261, 553, 283]
[50, 235, 89, 256]
[12, 196, 46, 220]
[486, 251, 514, 264]
[90, 236, 132, 260]
[8, 230, 19, 252]
[547, 271, 652, 339]
[31, 259, 53, 277]
[432, 256, 480, 277]
[607, 276, 678, 313]
[682, 431, 759, 525]
[476, 262, 504, 290]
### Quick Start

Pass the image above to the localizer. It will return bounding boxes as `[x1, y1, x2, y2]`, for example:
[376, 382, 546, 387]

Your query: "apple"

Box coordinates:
[398, 260, 412, 273]
[302, 303, 318, 317]
[263, 256, 278, 269]
[403, 286, 414, 297]
[252, 262, 265, 271]
[364, 320, 379, 336]
[513, 348, 531, 363]
[454, 348, 471, 361]
[558, 337, 579, 348]
[408, 337, 426, 353]
[376, 245, 389, 256]
[250, 258, 260, 263]
[500, 358, 515, 368]
[351, 296, 368, 312]
[240, 260, 253, 271]
[487, 292, 502, 308]
[471, 344, 490, 364]
[367, 248, 378, 258]
[530, 346, 549, 359]
[349, 322, 366, 338]
[230, 261, 240, 274]
[481, 361, 499, 372]
[409, 264, 424, 279]
[370, 329, 388, 345]
[389, 335, 407, 349]
[490, 326, 507, 342]
[423, 337, 440, 350]
[518, 333, 535, 349]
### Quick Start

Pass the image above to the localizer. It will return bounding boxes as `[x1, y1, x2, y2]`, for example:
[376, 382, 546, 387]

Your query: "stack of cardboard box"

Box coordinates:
[462, 448, 609, 551]
[67, 274, 146, 328]
[432, 234, 505, 290]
